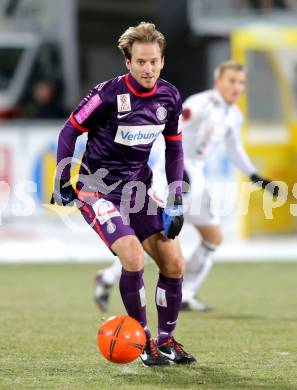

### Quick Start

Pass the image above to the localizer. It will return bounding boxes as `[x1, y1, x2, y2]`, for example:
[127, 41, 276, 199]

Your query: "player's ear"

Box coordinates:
[125, 58, 131, 71]
[161, 56, 165, 70]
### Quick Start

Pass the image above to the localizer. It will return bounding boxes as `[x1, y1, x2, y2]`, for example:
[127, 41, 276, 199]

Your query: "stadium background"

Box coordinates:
[1, 2, 297, 390]
[1, 0, 297, 263]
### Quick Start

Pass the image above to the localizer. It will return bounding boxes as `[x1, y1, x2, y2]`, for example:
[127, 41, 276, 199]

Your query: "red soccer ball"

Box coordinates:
[97, 315, 146, 364]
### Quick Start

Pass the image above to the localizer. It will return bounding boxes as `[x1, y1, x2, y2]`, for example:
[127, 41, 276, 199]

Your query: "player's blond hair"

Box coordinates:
[214, 60, 246, 80]
[118, 22, 166, 60]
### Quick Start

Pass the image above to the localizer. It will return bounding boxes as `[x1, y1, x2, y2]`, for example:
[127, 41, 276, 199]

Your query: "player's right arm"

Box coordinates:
[52, 82, 112, 205]
[50, 119, 83, 205]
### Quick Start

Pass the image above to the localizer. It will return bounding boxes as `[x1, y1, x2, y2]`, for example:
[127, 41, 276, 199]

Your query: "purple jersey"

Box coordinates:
[57, 73, 183, 200]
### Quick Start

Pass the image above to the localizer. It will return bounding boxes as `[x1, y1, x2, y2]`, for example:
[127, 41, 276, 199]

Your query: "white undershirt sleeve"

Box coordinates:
[225, 127, 256, 177]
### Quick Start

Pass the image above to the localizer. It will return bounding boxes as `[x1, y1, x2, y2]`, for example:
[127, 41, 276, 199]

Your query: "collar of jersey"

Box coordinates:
[213, 89, 232, 111]
[124, 73, 157, 97]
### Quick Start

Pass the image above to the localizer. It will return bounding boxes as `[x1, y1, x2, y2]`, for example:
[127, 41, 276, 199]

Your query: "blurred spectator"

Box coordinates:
[284, 0, 297, 9]
[247, 0, 291, 10]
[25, 80, 66, 119]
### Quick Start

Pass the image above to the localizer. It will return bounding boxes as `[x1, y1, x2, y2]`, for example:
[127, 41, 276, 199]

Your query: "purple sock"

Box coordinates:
[119, 268, 151, 340]
[155, 273, 183, 345]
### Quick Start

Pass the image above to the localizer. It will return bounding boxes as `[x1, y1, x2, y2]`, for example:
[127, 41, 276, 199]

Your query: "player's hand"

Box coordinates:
[162, 194, 184, 239]
[50, 179, 76, 206]
[250, 174, 280, 197]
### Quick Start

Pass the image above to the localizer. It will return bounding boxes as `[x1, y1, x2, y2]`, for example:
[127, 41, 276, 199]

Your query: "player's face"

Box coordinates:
[215, 69, 246, 104]
[125, 42, 164, 89]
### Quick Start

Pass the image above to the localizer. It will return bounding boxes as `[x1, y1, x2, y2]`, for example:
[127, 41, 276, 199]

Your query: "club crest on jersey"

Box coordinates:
[106, 220, 116, 234]
[156, 106, 167, 121]
[117, 94, 131, 112]
[210, 96, 220, 107]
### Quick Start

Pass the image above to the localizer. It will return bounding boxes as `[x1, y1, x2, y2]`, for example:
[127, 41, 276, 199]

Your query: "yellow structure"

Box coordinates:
[232, 26, 297, 237]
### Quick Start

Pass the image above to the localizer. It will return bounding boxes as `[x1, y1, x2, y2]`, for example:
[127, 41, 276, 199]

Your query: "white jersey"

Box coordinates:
[180, 89, 256, 176]
[151, 89, 257, 225]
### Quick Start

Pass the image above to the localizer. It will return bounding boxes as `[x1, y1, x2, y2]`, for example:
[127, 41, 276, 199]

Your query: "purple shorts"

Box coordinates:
[76, 191, 164, 250]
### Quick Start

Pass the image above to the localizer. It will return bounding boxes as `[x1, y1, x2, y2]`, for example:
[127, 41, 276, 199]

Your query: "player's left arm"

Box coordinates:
[161, 91, 184, 239]
[225, 116, 280, 197]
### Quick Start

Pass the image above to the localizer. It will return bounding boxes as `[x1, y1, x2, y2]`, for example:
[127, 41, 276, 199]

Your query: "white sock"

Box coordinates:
[100, 257, 122, 285]
[182, 241, 217, 301]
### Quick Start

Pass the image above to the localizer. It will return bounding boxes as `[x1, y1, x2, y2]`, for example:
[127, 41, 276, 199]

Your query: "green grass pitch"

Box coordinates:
[0, 261, 296, 390]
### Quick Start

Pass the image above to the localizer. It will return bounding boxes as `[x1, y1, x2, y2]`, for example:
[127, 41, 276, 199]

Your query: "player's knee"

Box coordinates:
[161, 254, 185, 278]
[210, 233, 223, 246]
[122, 251, 145, 271]
[203, 230, 223, 247]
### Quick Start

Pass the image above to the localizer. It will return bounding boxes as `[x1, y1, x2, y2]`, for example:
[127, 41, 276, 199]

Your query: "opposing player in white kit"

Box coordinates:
[94, 60, 279, 312]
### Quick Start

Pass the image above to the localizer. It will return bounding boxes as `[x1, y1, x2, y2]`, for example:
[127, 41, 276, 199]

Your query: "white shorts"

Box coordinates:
[183, 160, 220, 226]
[151, 159, 220, 227]
[184, 189, 219, 226]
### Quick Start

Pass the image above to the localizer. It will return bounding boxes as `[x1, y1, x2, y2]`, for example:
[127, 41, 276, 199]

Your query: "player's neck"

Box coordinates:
[214, 88, 232, 108]
[128, 73, 155, 93]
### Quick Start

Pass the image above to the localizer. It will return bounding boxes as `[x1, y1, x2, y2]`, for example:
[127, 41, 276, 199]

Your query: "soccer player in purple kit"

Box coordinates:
[51, 22, 196, 366]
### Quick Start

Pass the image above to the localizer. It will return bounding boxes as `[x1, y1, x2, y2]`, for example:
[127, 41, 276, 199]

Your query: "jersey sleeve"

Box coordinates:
[179, 93, 210, 131]
[56, 81, 114, 180]
[162, 86, 182, 140]
[56, 80, 117, 180]
[69, 81, 112, 132]
[162, 87, 184, 196]
[225, 110, 256, 176]
[56, 120, 83, 180]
